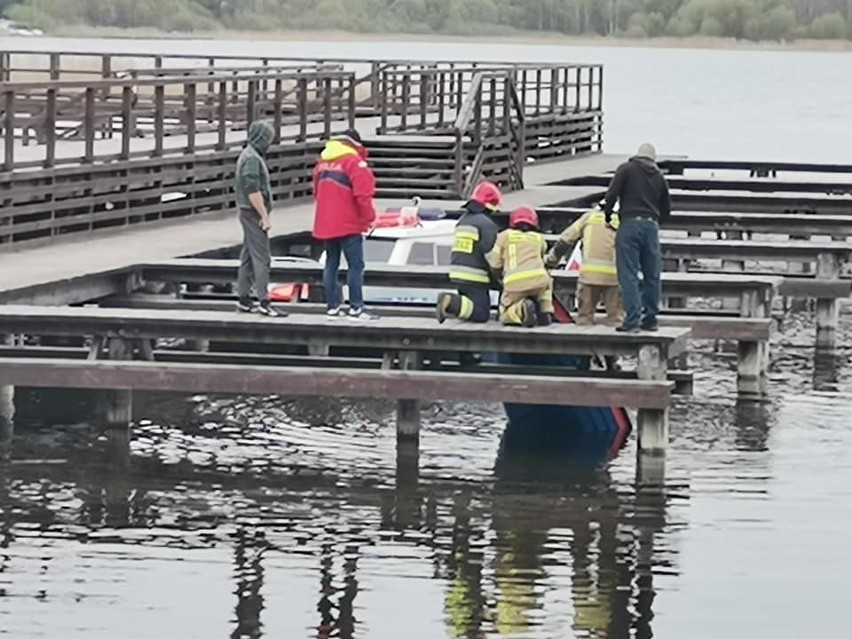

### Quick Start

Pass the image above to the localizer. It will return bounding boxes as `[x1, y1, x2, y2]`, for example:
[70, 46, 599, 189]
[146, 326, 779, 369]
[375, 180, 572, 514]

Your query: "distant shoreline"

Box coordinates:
[43, 26, 852, 53]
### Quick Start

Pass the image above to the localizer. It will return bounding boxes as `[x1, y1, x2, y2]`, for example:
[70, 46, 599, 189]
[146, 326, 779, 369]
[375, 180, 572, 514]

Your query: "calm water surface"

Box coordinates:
[1, 312, 851, 638]
[1, 36, 852, 638]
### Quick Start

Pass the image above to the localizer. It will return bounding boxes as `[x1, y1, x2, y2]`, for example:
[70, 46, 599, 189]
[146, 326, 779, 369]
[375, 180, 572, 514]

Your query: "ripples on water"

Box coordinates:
[1, 310, 851, 638]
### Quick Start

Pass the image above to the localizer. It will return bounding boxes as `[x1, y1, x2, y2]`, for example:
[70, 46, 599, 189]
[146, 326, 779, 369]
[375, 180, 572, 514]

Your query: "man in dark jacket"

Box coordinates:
[313, 129, 378, 320]
[603, 143, 671, 332]
[436, 181, 501, 324]
[235, 120, 285, 317]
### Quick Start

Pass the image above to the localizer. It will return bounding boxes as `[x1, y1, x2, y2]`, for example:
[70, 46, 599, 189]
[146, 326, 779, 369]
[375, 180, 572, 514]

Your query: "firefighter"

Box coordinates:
[545, 201, 623, 326]
[436, 181, 501, 324]
[487, 206, 554, 327]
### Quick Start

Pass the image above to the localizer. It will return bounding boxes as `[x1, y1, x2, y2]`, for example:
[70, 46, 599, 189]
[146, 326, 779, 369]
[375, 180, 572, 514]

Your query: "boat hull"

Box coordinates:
[491, 299, 632, 460]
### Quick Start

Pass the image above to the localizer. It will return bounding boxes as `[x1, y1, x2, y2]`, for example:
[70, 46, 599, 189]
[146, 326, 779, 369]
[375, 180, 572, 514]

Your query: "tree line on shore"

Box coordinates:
[4, 0, 852, 41]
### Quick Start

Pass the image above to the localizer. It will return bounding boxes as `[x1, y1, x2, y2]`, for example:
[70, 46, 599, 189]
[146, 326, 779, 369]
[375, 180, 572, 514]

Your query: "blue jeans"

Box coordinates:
[324, 234, 365, 310]
[616, 217, 661, 329]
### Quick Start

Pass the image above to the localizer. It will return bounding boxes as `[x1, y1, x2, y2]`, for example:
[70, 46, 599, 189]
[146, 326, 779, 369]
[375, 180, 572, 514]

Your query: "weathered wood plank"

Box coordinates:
[139, 259, 782, 299]
[103, 294, 773, 342]
[0, 344, 694, 396]
[0, 358, 674, 409]
[0, 305, 691, 359]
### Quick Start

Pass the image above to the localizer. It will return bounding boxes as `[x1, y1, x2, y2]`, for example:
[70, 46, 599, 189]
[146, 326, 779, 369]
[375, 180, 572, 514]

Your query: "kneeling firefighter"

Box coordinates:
[487, 206, 554, 327]
[436, 181, 501, 323]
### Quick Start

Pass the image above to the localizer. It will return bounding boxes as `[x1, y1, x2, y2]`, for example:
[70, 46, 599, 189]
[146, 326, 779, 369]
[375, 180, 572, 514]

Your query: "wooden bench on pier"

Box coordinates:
[0, 304, 690, 456]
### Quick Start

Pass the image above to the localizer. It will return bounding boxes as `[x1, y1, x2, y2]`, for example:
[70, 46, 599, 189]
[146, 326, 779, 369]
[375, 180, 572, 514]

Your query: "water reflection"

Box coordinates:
[813, 351, 844, 392]
[0, 391, 680, 638]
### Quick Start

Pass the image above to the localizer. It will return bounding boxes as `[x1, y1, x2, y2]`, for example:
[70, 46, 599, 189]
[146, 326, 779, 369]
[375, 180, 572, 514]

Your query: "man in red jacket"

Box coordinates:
[313, 130, 378, 319]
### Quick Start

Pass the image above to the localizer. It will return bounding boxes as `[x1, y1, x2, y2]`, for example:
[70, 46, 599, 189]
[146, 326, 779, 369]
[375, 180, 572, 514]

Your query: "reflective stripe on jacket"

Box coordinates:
[558, 209, 619, 286]
[449, 203, 498, 287]
[486, 229, 550, 293]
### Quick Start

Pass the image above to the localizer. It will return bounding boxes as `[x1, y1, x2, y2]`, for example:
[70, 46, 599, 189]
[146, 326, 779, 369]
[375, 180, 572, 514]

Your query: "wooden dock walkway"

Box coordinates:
[0, 153, 621, 303]
[0, 304, 689, 456]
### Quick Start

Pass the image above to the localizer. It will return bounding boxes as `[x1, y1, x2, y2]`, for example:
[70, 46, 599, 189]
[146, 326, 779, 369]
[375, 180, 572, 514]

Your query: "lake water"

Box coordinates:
[1, 35, 852, 638]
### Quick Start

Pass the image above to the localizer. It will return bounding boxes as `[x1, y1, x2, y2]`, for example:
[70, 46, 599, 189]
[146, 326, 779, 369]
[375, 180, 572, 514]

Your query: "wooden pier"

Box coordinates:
[3, 47, 852, 484]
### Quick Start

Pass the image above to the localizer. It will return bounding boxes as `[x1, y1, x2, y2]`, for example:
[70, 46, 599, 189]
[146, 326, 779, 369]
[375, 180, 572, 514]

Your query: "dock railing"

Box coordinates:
[1, 68, 358, 171]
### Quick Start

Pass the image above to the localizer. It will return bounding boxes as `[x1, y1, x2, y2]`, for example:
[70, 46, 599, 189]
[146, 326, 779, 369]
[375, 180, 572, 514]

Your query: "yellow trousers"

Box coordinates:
[576, 283, 623, 326]
[499, 282, 554, 326]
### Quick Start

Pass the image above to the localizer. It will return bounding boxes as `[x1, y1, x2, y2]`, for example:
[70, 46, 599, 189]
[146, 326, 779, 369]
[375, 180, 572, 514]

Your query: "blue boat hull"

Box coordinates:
[487, 350, 632, 461]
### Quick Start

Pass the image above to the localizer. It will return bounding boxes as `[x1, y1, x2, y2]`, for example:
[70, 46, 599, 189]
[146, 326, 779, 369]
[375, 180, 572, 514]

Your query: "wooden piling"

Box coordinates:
[0, 334, 14, 437]
[636, 344, 668, 454]
[395, 350, 421, 488]
[737, 288, 771, 397]
[101, 337, 133, 429]
[396, 350, 421, 443]
[721, 229, 745, 310]
[815, 252, 840, 351]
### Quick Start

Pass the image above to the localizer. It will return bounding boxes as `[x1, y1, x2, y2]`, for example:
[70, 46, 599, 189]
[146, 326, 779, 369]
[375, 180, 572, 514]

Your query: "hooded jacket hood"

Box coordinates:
[320, 138, 367, 162]
[247, 121, 275, 155]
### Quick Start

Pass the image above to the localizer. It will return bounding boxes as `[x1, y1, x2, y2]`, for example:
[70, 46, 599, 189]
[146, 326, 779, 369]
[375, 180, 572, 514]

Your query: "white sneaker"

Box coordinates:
[348, 308, 379, 320]
[326, 307, 343, 318]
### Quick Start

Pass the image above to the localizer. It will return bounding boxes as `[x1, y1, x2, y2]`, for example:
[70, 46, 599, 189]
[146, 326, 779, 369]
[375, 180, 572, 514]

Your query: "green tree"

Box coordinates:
[809, 10, 847, 36]
[744, 4, 796, 39]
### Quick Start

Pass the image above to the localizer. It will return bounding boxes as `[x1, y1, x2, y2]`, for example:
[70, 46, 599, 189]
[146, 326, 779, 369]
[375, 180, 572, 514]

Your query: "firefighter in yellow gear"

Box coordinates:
[546, 202, 623, 326]
[486, 206, 554, 328]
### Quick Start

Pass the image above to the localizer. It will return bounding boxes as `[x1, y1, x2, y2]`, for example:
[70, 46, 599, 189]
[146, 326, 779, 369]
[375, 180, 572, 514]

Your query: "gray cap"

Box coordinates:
[636, 143, 657, 161]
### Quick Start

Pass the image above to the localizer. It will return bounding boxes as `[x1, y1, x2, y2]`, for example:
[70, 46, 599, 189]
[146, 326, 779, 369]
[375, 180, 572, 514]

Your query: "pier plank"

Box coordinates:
[0, 305, 691, 360]
[0, 358, 674, 409]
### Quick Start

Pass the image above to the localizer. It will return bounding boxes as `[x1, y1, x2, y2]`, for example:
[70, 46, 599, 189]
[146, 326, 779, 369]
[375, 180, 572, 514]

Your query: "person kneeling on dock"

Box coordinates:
[487, 206, 554, 327]
[546, 201, 623, 327]
[436, 181, 501, 324]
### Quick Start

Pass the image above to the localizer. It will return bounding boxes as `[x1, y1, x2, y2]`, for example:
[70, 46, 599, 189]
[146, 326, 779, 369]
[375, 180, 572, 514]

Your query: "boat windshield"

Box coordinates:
[364, 238, 395, 264]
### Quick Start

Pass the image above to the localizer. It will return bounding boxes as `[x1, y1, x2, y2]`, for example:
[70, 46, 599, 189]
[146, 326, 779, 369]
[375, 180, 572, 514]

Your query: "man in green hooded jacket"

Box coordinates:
[234, 120, 285, 317]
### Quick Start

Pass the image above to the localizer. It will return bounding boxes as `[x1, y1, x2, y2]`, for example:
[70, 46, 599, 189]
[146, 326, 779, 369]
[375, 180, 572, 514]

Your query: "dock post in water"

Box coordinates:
[395, 350, 421, 489]
[0, 334, 14, 440]
[636, 344, 668, 453]
[100, 337, 133, 429]
[737, 289, 771, 397]
[815, 252, 840, 351]
[721, 229, 745, 311]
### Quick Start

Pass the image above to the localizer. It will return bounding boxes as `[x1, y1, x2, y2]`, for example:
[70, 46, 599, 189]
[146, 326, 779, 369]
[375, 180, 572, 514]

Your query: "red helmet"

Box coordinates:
[469, 181, 502, 210]
[509, 206, 539, 229]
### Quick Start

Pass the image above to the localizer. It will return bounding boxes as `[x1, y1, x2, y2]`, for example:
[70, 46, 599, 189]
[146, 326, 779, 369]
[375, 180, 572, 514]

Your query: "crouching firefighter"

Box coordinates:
[436, 181, 501, 323]
[487, 206, 554, 327]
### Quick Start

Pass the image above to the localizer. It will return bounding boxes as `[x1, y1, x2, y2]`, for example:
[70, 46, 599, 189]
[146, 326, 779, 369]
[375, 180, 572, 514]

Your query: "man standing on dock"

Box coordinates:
[235, 120, 285, 318]
[313, 130, 378, 320]
[603, 143, 670, 333]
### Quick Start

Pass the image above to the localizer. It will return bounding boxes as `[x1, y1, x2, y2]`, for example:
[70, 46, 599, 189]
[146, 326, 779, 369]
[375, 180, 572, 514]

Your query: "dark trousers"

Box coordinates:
[324, 234, 365, 310]
[616, 217, 661, 329]
[446, 283, 491, 323]
[236, 209, 271, 302]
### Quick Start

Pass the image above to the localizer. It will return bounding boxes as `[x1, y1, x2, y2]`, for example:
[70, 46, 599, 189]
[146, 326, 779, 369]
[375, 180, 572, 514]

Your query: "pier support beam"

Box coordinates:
[815, 252, 840, 351]
[736, 289, 771, 397]
[100, 337, 133, 429]
[0, 334, 14, 444]
[636, 345, 668, 454]
[395, 350, 421, 489]
[721, 229, 744, 310]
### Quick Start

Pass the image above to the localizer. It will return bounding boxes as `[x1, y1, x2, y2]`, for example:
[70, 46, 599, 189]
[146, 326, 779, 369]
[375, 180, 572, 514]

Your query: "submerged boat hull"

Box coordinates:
[491, 300, 632, 460]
